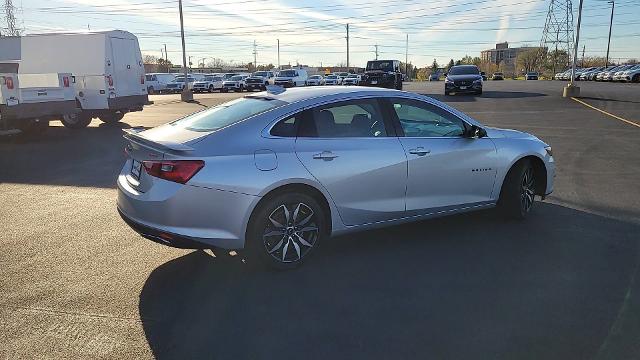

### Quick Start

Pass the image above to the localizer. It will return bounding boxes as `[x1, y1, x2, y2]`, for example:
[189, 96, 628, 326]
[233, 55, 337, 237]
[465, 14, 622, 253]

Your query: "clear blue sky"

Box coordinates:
[16, 0, 640, 68]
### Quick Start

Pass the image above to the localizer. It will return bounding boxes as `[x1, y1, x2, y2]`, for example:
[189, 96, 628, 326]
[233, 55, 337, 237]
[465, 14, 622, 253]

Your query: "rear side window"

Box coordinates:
[172, 97, 287, 132]
[270, 113, 305, 137]
[299, 99, 388, 138]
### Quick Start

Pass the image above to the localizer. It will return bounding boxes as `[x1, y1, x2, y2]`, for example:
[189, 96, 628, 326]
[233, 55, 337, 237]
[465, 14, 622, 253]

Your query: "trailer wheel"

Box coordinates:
[99, 112, 125, 124]
[62, 112, 92, 129]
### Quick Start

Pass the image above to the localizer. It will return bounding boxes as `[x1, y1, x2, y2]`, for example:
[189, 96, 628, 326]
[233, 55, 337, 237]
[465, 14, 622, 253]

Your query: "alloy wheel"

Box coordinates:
[262, 202, 319, 263]
[520, 167, 535, 213]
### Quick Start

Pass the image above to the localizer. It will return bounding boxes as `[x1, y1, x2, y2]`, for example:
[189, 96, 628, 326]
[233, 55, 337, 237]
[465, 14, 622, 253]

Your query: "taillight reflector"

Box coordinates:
[63, 76, 70, 87]
[142, 160, 204, 184]
[6, 77, 14, 89]
[106, 75, 114, 86]
[140, 75, 145, 84]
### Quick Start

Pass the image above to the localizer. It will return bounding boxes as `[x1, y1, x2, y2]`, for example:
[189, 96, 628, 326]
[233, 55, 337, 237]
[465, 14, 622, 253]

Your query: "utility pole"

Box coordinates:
[563, 0, 583, 96]
[253, 40, 257, 71]
[374, 45, 379, 60]
[346, 23, 350, 72]
[178, 0, 192, 101]
[605, 0, 614, 67]
[581, 45, 585, 67]
[405, 34, 409, 75]
[164, 44, 168, 63]
[277, 39, 280, 70]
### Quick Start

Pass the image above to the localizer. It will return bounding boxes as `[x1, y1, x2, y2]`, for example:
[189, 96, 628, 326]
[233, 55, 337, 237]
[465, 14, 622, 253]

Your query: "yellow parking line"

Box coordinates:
[571, 97, 640, 129]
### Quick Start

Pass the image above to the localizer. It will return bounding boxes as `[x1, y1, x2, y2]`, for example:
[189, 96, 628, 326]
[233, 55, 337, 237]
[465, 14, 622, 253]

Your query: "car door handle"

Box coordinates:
[408, 147, 431, 156]
[313, 151, 339, 160]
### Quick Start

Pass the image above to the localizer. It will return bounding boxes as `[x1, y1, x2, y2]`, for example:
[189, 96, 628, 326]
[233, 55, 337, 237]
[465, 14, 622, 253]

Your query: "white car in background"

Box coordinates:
[221, 74, 249, 92]
[306, 75, 325, 86]
[620, 64, 640, 83]
[145, 73, 175, 94]
[192, 74, 224, 93]
[342, 73, 362, 85]
[324, 74, 342, 85]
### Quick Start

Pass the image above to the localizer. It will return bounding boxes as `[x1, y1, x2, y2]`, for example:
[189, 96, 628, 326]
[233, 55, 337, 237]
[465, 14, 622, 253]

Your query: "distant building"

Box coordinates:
[481, 42, 542, 74]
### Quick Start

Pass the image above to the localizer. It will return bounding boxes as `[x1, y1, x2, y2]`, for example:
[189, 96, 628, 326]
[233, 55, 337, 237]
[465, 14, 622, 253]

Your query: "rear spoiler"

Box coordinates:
[123, 128, 194, 153]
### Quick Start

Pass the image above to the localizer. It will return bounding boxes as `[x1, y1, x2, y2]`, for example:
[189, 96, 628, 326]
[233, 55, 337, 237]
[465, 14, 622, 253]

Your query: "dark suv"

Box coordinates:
[361, 60, 403, 90]
[445, 65, 483, 95]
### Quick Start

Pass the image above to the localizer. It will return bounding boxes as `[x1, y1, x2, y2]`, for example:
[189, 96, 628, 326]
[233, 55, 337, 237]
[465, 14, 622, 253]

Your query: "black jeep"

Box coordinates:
[361, 60, 403, 90]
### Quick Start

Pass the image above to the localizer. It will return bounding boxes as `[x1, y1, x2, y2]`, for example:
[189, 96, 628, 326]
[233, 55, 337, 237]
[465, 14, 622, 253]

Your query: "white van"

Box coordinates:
[274, 69, 308, 87]
[145, 73, 175, 94]
[0, 30, 149, 128]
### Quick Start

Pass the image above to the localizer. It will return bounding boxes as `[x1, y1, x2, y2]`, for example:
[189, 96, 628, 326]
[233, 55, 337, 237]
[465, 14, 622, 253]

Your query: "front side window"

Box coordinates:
[391, 99, 466, 137]
[299, 100, 388, 138]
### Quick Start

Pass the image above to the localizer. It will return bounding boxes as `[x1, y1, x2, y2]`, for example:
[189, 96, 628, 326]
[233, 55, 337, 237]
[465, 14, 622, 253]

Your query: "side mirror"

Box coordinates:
[444, 73, 448, 77]
[466, 125, 487, 138]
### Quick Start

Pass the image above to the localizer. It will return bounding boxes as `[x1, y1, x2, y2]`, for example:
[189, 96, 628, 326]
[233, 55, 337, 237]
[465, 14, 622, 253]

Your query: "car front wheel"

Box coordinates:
[498, 159, 536, 219]
[247, 193, 326, 269]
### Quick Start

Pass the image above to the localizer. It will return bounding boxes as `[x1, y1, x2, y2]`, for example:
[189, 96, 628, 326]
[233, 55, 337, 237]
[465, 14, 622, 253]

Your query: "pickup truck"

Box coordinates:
[1, 63, 77, 135]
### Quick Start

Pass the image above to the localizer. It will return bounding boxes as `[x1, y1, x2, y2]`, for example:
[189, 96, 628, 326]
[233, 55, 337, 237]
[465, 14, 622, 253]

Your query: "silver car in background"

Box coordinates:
[117, 87, 555, 269]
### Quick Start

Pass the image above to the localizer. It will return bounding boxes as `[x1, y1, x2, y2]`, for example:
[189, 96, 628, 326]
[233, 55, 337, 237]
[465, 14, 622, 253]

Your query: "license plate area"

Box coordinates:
[131, 159, 142, 180]
[459, 86, 467, 90]
[371, 80, 378, 84]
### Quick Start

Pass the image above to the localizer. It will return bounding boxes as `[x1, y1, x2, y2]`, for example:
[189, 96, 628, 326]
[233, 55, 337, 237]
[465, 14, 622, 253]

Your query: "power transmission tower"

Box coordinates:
[540, 0, 574, 71]
[3, 0, 20, 36]
[252, 40, 257, 70]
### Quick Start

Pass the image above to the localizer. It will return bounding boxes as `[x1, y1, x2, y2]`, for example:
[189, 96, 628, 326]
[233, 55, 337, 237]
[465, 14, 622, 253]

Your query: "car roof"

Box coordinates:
[255, 86, 401, 103]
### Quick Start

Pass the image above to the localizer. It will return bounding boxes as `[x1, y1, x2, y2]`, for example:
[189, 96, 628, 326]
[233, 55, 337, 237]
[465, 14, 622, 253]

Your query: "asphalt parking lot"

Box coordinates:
[1, 80, 639, 359]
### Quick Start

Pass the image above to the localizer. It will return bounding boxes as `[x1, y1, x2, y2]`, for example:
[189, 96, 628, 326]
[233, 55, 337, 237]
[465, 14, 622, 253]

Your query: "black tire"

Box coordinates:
[444, 90, 450, 96]
[209, 85, 214, 93]
[633, 74, 640, 83]
[221, 88, 228, 93]
[61, 112, 92, 129]
[476, 89, 483, 95]
[246, 192, 327, 270]
[99, 111, 125, 124]
[396, 79, 403, 90]
[147, 86, 154, 94]
[498, 159, 536, 220]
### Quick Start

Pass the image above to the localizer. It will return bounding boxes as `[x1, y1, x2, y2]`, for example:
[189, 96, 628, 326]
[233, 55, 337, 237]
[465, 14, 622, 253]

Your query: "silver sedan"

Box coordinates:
[117, 86, 555, 268]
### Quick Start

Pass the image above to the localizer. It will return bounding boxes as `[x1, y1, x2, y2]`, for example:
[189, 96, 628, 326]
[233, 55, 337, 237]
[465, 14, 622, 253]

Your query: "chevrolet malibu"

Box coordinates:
[117, 87, 555, 268]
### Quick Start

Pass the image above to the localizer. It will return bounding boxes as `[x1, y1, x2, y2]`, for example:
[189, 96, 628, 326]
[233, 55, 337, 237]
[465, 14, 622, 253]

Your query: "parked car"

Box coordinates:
[245, 71, 276, 91]
[192, 74, 223, 93]
[480, 72, 488, 81]
[0, 62, 77, 134]
[324, 74, 342, 85]
[117, 86, 555, 269]
[525, 72, 539, 80]
[145, 73, 175, 94]
[221, 74, 249, 92]
[337, 72, 349, 80]
[274, 69, 308, 87]
[0, 30, 149, 128]
[445, 65, 483, 95]
[429, 73, 440, 81]
[612, 65, 635, 81]
[492, 72, 504, 80]
[597, 66, 623, 81]
[620, 64, 640, 82]
[361, 60, 403, 90]
[579, 67, 603, 81]
[165, 75, 196, 93]
[342, 73, 361, 86]
[306, 75, 325, 86]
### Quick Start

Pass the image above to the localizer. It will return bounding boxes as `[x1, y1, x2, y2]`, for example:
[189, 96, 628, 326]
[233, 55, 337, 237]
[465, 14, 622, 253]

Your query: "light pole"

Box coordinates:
[563, 0, 584, 97]
[605, 0, 614, 68]
[178, 0, 192, 101]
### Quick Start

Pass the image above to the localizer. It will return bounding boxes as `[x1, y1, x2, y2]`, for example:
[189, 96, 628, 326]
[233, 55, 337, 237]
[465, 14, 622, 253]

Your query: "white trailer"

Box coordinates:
[0, 62, 77, 135]
[0, 30, 149, 129]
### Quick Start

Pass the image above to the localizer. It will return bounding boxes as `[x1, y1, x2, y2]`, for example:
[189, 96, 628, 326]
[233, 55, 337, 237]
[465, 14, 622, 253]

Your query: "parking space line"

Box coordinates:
[571, 97, 640, 129]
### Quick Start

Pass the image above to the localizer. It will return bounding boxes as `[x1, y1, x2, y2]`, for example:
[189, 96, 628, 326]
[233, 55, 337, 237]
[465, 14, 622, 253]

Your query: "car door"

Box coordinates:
[386, 98, 497, 216]
[294, 98, 408, 226]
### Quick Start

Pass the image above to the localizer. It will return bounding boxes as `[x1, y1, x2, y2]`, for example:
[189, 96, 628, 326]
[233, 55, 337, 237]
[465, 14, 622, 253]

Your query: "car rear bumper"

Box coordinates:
[108, 95, 149, 112]
[0, 99, 77, 121]
[116, 167, 258, 249]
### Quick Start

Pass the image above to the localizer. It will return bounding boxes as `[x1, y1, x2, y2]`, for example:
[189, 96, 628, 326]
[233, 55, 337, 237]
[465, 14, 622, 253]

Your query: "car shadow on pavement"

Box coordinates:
[138, 202, 640, 360]
[0, 123, 150, 188]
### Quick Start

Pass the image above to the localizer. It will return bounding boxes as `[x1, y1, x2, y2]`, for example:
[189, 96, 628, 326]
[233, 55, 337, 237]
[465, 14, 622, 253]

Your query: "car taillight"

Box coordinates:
[140, 75, 145, 84]
[142, 160, 204, 184]
[106, 75, 113, 86]
[5, 76, 14, 89]
[63, 76, 70, 87]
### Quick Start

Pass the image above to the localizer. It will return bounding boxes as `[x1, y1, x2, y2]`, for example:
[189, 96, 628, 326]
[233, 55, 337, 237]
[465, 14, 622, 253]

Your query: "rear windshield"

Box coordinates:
[279, 70, 296, 77]
[172, 97, 287, 132]
[367, 61, 393, 71]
